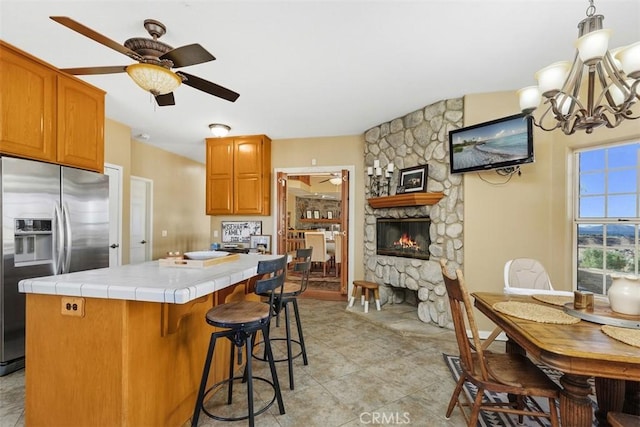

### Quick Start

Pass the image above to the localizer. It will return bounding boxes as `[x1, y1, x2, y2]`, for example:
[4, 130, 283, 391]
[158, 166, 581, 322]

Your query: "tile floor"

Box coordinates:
[1, 299, 477, 426]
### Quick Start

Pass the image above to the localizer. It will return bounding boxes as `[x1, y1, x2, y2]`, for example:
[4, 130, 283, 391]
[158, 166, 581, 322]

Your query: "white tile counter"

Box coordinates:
[18, 253, 283, 304]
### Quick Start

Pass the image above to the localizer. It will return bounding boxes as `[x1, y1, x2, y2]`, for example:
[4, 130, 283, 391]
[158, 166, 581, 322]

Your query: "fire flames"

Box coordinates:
[393, 233, 420, 250]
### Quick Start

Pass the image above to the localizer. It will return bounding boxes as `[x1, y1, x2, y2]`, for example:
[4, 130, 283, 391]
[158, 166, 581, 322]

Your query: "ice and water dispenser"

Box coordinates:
[14, 218, 53, 266]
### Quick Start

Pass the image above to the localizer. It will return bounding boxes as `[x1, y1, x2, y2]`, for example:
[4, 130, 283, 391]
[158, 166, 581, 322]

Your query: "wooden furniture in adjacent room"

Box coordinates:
[0, 41, 105, 172]
[473, 292, 640, 427]
[206, 135, 271, 215]
[440, 260, 560, 426]
[348, 280, 381, 313]
[304, 231, 330, 276]
[19, 254, 284, 427]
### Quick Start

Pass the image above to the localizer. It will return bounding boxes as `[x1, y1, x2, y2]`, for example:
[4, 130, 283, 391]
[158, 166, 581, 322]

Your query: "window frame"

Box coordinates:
[573, 141, 640, 295]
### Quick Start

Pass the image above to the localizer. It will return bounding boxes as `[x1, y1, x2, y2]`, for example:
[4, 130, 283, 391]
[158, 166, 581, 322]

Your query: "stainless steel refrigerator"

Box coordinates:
[0, 157, 109, 376]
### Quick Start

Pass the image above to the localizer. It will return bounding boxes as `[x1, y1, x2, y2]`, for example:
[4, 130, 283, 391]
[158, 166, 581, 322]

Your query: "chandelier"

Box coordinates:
[518, 0, 640, 135]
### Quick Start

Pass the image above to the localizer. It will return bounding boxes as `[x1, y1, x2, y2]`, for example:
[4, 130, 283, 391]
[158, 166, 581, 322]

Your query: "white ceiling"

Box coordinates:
[1, 1, 639, 163]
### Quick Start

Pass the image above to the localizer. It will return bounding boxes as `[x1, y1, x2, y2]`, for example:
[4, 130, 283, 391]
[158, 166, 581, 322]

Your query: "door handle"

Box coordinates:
[140, 240, 147, 244]
[110, 243, 120, 249]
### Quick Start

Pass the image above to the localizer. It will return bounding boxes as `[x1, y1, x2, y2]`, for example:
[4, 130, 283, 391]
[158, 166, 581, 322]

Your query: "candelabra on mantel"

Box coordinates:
[367, 160, 394, 197]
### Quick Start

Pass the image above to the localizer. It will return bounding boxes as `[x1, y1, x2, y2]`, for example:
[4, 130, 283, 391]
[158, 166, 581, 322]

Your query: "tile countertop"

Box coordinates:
[18, 254, 283, 304]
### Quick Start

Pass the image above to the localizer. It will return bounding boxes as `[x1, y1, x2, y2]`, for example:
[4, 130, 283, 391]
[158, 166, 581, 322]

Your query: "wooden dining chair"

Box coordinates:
[439, 258, 561, 427]
[304, 231, 331, 276]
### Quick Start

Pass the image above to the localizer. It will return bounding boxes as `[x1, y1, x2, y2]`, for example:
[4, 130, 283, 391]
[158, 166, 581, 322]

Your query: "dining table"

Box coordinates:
[472, 292, 640, 427]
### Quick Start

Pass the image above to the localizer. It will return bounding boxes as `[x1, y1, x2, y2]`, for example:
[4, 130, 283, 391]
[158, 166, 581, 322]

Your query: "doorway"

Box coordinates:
[130, 176, 153, 264]
[275, 166, 354, 301]
[105, 164, 123, 267]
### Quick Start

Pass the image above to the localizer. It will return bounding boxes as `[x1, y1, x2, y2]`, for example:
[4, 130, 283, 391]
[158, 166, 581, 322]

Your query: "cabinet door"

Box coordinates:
[206, 139, 234, 215]
[234, 137, 264, 215]
[0, 44, 56, 162]
[56, 75, 105, 172]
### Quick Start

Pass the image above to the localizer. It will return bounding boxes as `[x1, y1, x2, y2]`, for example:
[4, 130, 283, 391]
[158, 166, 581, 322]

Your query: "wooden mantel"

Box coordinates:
[367, 192, 444, 208]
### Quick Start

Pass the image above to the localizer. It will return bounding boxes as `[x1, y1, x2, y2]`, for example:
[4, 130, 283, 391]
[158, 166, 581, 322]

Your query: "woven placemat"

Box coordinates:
[532, 294, 574, 307]
[602, 325, 640, 348]
[493, 301, 580, 324]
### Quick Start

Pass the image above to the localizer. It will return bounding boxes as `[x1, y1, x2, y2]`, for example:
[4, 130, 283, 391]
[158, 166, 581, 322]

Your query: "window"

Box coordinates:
[575, 142, 639, 295]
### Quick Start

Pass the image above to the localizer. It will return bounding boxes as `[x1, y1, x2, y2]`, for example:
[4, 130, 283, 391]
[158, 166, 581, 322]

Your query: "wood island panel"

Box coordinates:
[25, 281, 255, 427]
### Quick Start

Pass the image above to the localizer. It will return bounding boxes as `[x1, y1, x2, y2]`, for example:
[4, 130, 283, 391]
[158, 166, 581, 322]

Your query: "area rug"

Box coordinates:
[288, 270, 341, 292]
[442, 354, 598, 427]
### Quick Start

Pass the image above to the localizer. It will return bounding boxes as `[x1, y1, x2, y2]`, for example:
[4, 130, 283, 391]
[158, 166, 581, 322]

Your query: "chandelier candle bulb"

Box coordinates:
[517, 86, 542, 112]
[576, 28, 612, 64]
[373, 160, 380, 168]
[375, 167, 382, 176]
[367, 166, 373, 176]
[617, 41, 640, 78]
[387, 163, 393, 172]
[535, 61, 572, 97]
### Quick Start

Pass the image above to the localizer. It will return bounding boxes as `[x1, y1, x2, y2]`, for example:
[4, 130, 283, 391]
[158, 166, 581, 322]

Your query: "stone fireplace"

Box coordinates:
[363, 98, 464, 327]
[376, 218, 431, 260]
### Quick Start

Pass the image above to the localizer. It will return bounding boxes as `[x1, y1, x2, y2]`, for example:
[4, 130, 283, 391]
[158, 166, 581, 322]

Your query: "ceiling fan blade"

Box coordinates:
[155, 92, 175, 107]
[178, 72, 239, 102]
[160, 43, 215, 68]
[60, 65, 128, 75]
[319, 179, 330, 183]
[50, 16, 141, 61]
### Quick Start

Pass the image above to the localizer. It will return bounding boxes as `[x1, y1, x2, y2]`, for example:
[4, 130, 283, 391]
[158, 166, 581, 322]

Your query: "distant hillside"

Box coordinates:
[579, 224, 636, 237]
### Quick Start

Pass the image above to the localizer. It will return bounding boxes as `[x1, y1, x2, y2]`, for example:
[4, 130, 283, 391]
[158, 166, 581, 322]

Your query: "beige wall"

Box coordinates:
[104, 118, 210, 263]
[463, 91, 640, 331]
[209, 135, 366, 281]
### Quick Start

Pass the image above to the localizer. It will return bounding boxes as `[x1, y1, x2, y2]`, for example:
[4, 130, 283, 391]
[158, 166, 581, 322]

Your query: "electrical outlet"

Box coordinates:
[61, 297, 85, 317]
[213, 230, 219, 238]
[161, 230, 168, 237]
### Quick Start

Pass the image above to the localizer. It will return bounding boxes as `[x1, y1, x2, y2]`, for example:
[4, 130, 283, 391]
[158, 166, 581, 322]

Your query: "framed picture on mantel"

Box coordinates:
[397, 165, 428, 193]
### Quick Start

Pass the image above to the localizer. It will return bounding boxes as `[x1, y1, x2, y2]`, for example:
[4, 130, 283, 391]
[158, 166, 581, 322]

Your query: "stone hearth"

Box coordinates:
[363, 98, 463, 328]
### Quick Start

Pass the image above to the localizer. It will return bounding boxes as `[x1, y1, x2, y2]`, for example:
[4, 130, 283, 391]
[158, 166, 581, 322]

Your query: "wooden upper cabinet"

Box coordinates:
[206, 135, 271, 215]
[0, 41, 105, 172]
[56, 74, 105, 171]
[0, 43, 56, 162]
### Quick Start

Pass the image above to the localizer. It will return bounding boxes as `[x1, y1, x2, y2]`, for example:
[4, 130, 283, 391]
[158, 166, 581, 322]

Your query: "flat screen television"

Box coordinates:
[448, 113, 533, 174]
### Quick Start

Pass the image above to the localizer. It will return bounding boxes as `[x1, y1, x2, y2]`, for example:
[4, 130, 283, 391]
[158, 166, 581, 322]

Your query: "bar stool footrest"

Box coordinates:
[201, 375, 278, 422]
[252, 338, 305, 363]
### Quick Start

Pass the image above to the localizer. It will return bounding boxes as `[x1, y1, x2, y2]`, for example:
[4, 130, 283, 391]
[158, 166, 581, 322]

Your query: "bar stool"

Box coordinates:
[191, 255, 287, 427]
[254, 247, 312, 390]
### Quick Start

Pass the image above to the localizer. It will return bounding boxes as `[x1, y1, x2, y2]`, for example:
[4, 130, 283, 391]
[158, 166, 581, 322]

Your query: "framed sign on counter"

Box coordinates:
[221, 221, 262, 243]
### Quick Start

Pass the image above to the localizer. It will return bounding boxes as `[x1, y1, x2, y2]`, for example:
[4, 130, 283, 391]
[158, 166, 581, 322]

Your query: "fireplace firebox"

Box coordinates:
[376, 218, 431, 260]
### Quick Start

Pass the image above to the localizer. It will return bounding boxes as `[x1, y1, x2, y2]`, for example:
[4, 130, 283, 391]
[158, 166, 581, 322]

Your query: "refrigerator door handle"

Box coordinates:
[54, 203, 65, 275]
[62, 203, 72, 273]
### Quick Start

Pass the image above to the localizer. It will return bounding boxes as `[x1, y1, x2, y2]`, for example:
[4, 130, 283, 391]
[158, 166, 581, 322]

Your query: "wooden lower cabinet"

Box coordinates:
[25, 282, 256, 427]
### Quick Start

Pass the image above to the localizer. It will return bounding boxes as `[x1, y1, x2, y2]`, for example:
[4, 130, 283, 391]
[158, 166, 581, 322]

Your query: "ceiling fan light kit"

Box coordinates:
[329, 177, 342, 186]
[209, 123, 231, 137]
[518, 0, 640, 135]
[126, 63, 181, 95]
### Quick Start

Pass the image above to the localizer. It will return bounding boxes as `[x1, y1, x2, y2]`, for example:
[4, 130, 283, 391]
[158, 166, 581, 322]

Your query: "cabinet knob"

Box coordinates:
[110, 243, 120, 249]
[140, 240, 147, 244]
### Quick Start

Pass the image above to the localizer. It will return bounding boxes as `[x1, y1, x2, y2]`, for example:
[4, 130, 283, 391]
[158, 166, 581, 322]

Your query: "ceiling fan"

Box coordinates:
[49, 16, 239, 106]
[320, 173, 342, 185]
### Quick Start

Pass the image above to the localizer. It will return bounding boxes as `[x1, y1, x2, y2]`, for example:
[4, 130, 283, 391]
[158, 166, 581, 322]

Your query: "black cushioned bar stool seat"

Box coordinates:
[191, 256, 287, 427]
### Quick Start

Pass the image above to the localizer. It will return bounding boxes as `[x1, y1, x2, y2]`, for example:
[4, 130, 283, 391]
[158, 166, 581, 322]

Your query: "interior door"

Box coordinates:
[276, 172, 287, 254]
[130, 177, 152, 264]
[339, 169, 349, 294]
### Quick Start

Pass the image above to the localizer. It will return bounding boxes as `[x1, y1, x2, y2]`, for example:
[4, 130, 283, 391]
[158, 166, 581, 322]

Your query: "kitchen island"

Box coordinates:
[18, 254, 281, 427]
